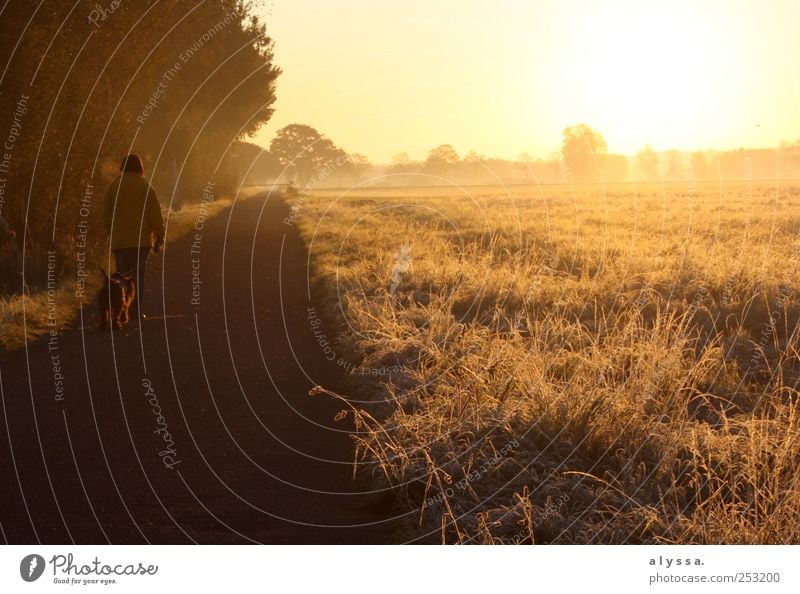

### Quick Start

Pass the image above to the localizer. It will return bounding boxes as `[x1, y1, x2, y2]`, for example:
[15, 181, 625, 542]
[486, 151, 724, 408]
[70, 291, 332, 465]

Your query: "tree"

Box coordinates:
[779, 140, 800, 178]
[463, 150, 486, 183]
[665, 150, 684, 182]
[388, 152, 414, 186]
[269, 124, 343, 186]
[600, 154, 629, 182]
[232, 142, 283, 185]
[549, 150, 563, 184]
[310, 137, 347, 187]
[424, 144, 460, 177]
[0, 1, 281, 289]
[389, 152, 411, 171]
[561, 124, 607, 182]
[345, 153, 371, 184]
[517, 152, 535, 182]
[636, 144, 659, 181]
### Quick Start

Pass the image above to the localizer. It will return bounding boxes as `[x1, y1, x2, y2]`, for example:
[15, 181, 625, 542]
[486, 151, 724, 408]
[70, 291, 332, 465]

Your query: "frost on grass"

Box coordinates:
[296, 183, 800, 544]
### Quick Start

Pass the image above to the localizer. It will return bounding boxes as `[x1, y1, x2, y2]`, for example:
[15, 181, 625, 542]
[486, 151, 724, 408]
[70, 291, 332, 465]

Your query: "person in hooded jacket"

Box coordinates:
[103, 153, 164, 320]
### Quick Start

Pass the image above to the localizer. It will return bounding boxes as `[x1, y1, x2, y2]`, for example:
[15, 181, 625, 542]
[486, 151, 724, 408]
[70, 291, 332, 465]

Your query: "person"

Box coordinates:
[103, 154, 164, 320]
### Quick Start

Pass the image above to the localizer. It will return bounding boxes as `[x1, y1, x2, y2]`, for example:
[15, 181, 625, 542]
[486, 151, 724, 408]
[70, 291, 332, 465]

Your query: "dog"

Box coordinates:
[97, 269, 136, 330]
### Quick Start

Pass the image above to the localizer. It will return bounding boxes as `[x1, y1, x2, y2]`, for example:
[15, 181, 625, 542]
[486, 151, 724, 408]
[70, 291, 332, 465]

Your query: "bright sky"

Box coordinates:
[251, 0, 800, 163]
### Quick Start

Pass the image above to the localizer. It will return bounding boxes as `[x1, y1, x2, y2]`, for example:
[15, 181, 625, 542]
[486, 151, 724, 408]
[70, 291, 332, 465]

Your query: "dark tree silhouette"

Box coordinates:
[0, 0, 281, 288]
[345, 153, 371, 184]
[269, 124, 346, 186]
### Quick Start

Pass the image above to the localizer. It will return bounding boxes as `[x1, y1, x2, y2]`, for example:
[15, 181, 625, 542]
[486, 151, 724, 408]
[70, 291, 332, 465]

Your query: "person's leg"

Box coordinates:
[112, 248, 137, 276]
[133, 246, 150, 318]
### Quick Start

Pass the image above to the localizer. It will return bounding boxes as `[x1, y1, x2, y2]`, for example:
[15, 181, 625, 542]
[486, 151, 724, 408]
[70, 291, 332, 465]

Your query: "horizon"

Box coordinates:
[251, 0, 800, 162]
[243, 138, 791, 165]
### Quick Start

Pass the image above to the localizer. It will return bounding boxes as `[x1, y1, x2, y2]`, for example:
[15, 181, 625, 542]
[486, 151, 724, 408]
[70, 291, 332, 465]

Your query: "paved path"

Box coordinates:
[0, 191, 397, 544]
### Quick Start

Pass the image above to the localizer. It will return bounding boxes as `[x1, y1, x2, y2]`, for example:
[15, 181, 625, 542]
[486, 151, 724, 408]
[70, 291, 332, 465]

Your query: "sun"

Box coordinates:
[568, 3, 735, 152]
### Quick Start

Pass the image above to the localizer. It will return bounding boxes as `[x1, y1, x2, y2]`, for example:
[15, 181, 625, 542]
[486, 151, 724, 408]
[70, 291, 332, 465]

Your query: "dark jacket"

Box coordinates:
[103, 173, 164, 250]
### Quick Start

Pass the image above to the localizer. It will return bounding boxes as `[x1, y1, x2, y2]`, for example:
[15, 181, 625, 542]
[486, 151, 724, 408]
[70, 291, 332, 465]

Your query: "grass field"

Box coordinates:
[294, 181, 800, 544]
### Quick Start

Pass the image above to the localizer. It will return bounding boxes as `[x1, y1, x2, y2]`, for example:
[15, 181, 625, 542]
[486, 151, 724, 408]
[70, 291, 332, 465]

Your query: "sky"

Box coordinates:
[250, 0, 800, 163]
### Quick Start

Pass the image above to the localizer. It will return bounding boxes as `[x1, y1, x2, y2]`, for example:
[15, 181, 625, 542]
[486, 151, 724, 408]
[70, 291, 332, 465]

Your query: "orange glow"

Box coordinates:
[253, 0, 800, 161]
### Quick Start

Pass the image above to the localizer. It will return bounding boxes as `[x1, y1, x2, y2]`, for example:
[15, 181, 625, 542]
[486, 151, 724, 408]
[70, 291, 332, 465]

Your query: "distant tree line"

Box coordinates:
[0, 1, 279, 292]
[243, 122, 800, 190]
[635, 142, 800, 183]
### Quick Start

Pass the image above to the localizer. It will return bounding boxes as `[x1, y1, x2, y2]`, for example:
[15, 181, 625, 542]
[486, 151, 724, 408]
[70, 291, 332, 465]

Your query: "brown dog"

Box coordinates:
[97, 269, 136, 330]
